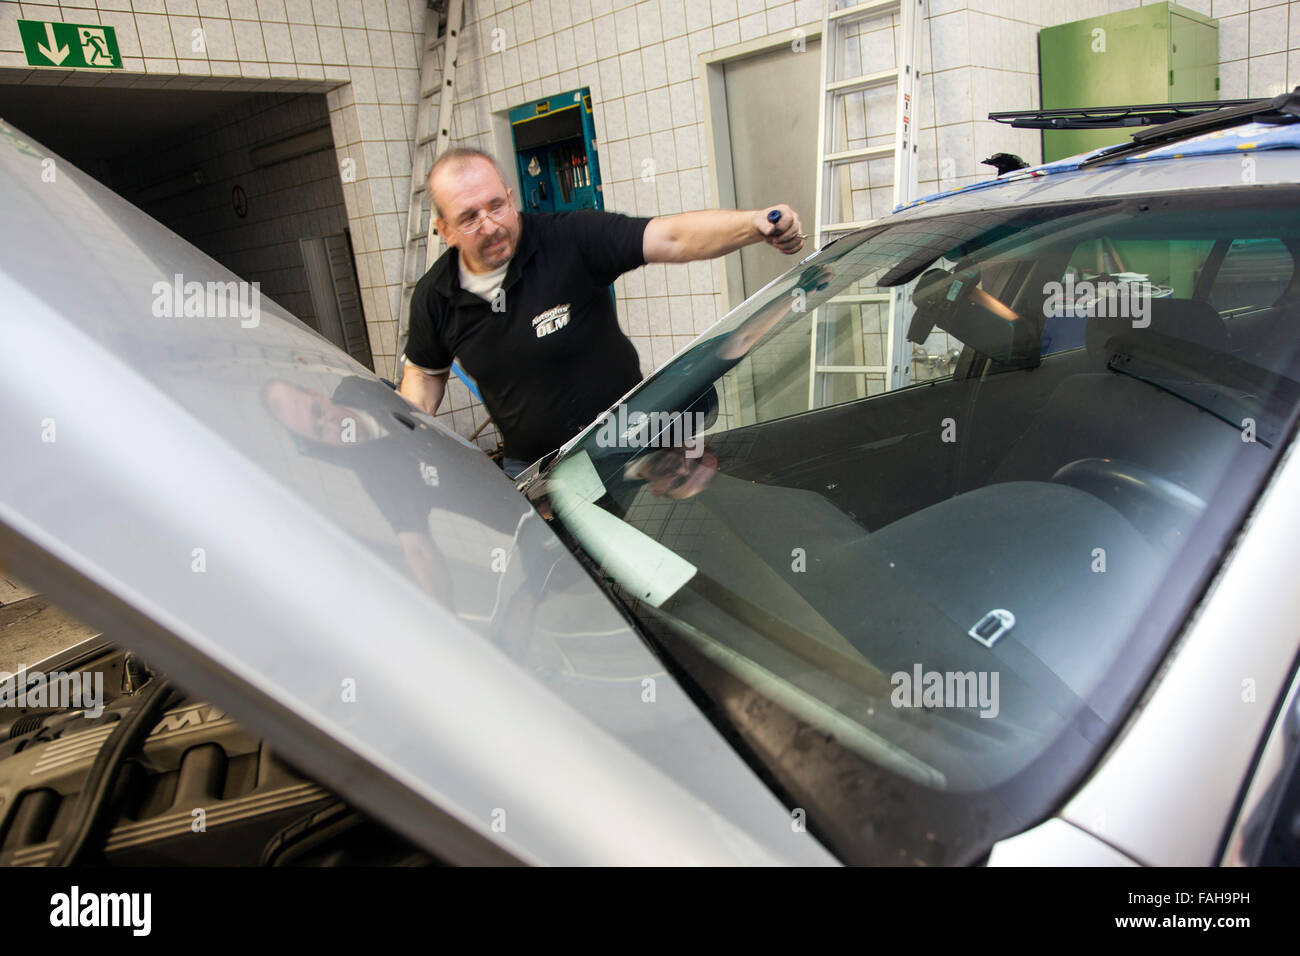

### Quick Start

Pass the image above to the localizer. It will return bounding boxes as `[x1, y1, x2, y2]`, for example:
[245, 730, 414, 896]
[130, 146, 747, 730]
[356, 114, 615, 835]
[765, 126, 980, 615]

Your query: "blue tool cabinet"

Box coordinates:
[508, 89, 604, 214]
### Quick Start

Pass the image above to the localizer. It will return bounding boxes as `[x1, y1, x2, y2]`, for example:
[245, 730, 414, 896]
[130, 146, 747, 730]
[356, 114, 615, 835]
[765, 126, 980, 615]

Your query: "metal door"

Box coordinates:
[723, 41, 822, 301]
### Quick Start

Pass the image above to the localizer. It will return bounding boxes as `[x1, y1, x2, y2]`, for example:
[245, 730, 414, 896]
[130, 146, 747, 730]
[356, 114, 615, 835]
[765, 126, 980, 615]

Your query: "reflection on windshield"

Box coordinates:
[532, 191, 1300, 864]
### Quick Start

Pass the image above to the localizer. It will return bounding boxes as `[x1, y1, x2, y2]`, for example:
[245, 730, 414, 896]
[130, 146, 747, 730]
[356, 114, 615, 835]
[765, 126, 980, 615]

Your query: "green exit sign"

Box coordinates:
[18, 20, 122, 69]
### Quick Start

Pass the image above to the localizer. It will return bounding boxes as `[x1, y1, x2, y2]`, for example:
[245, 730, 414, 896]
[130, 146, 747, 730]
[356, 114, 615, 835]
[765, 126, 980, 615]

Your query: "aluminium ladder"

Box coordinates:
[395, 0, 463, 385]
[809, 0, 925, 406]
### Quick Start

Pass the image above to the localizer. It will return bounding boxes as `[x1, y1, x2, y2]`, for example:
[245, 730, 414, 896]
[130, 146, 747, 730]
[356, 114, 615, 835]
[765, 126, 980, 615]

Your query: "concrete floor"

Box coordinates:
[0, 576, 100, 674]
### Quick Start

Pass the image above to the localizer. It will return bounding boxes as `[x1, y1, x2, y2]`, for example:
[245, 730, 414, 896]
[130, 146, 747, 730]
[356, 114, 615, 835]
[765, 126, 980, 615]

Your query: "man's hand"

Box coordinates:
[755, 204, 805, 255]
[398, 362, 449, 415]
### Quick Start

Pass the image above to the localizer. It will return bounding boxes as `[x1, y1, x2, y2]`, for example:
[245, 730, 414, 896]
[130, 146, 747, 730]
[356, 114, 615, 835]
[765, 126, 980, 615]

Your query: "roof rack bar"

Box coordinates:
[989, 98, 1262, 131]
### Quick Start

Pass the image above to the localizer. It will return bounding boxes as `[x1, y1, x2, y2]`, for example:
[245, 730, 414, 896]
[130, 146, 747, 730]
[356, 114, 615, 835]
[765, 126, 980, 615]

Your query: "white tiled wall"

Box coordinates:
[2, 0, 1299, 451]
[919, 0, 1300, 198]
[0, 0, 426, 402]
[921, 1, 1074, 196]
[1035, 0, 1299, 102]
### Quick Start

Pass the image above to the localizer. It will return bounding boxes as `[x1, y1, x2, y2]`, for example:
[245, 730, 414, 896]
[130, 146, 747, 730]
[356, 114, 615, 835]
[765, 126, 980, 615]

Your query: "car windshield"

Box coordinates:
[528, 188, 1300, 865]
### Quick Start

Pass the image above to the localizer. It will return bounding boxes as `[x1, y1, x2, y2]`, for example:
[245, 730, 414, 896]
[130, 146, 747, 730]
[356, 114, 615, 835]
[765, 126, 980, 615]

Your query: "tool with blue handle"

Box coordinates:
[766, 208, 809, 240]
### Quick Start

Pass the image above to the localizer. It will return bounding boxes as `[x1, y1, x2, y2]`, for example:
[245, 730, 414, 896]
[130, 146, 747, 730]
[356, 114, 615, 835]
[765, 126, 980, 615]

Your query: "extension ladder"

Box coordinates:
[809, 0, 925, 403]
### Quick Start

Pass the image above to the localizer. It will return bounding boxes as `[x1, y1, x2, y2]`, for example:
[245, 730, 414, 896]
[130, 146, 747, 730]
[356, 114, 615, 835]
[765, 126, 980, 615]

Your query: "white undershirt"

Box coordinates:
[459, 257, 509, 302]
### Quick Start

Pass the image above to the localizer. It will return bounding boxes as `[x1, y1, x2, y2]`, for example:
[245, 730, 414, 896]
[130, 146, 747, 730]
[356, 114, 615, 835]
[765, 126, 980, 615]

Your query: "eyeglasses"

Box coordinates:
[455, 200, 512, 234]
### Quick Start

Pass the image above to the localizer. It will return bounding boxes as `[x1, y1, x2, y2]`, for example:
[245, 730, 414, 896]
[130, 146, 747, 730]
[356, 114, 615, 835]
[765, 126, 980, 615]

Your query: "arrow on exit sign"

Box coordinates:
[18, 20, 123, 70]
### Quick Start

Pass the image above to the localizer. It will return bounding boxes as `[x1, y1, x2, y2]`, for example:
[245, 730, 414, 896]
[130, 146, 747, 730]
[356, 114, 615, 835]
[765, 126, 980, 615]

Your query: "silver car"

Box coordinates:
[2, 93, 1300, 867]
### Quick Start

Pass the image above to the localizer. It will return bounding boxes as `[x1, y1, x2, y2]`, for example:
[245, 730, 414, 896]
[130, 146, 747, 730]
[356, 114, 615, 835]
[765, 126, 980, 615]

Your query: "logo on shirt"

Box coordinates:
[532, 304, 570, 338]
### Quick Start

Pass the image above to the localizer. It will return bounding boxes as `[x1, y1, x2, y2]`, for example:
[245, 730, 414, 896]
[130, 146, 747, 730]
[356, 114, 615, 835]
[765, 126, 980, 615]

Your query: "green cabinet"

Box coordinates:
[1038, 3, 1218, 162]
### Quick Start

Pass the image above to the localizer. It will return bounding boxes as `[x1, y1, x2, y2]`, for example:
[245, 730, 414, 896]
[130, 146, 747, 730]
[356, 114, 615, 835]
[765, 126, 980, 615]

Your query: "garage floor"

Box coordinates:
[0, 578, 98, 675]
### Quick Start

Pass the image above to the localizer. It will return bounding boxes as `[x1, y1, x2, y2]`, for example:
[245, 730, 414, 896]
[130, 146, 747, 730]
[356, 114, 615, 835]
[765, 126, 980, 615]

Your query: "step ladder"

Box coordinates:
[395, 0, 463, 384]
[809, 0, 925, 405]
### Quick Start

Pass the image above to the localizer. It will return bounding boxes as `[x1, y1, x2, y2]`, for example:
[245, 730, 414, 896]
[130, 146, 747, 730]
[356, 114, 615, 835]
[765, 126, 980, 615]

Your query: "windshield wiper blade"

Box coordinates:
[1079, 87, 1300, 168]
[1106, 351, 1283, 448]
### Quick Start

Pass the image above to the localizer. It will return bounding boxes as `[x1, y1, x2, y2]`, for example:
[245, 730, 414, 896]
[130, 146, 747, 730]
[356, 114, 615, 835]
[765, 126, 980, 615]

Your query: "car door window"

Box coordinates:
[1209, 238, 1295, 315]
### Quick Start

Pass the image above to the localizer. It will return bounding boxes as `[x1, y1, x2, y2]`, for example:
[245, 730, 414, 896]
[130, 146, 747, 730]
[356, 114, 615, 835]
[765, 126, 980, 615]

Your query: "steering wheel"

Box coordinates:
[1050, 457, 1206, 548]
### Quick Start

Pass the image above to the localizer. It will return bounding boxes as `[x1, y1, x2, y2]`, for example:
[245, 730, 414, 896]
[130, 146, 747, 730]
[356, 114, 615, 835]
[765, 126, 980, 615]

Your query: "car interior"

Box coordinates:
[563, 192, 1300, 810]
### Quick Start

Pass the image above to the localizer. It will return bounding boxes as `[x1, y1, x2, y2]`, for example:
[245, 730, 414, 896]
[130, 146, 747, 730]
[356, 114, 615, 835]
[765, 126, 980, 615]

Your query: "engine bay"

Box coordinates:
[0, 640, 434, 867]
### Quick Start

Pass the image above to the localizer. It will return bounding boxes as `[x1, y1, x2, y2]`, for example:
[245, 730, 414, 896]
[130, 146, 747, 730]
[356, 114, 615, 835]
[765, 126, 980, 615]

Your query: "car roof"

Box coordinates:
[0, 118, 836, 865]
[894, 117, 1300, 216]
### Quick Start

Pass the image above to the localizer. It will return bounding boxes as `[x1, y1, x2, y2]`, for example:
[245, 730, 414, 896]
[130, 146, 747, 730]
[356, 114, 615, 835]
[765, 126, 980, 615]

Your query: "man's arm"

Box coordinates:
[642, 204, 804, 263]
[397, 530, 452, 598]
[398, 362, 450, 415]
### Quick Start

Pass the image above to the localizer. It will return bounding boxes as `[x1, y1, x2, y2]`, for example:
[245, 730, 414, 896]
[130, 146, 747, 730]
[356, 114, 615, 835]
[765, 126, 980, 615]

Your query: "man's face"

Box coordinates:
[431, 158, 521, 274]
[265, 381, 358, 445]
[629, 446, 720, 500]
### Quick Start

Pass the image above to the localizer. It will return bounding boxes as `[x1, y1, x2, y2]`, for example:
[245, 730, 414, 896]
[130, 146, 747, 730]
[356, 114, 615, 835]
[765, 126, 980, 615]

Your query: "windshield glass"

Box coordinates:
[528, 188, 1300, 865]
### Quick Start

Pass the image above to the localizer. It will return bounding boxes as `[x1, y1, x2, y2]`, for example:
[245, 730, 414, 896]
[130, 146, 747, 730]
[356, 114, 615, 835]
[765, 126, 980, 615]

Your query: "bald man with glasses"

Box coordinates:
[400, 147, 805, 479]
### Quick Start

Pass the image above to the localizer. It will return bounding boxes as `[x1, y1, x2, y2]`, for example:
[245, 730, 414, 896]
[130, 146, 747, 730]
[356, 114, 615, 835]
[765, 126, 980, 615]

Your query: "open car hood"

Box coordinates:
[0, 120, 835, 865]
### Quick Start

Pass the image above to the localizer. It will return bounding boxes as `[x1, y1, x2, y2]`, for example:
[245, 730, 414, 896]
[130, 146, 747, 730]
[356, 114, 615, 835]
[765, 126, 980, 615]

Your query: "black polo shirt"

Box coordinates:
[405, 211, 650, 464]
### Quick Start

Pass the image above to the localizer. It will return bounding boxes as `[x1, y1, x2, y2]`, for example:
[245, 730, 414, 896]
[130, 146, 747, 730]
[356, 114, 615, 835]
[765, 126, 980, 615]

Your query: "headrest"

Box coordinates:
[1085, 297, 1229, 358]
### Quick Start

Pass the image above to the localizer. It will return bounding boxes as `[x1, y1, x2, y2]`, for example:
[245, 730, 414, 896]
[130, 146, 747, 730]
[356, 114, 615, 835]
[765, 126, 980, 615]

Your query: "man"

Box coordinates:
[400, 147, 805, 478]
[263, 377, 453, 599]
